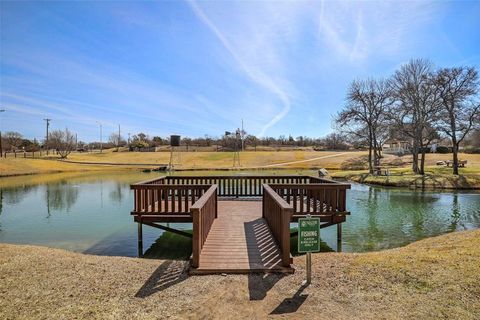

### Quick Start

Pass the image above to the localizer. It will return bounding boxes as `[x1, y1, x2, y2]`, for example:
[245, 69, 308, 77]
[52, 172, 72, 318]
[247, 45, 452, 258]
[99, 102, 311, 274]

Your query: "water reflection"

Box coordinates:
[450, 194, 460, 231]
[45, 182, 80, 214]
[109, 182, 126, 203]
[0, 171, 479, 257]
[343, 184, 480, 252]
[3, 185, 38, 205]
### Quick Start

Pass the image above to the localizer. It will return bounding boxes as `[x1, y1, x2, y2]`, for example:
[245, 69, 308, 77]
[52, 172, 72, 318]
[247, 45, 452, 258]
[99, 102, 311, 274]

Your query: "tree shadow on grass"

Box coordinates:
[270, 282, 309, 314]
[135, 260, 189, 298]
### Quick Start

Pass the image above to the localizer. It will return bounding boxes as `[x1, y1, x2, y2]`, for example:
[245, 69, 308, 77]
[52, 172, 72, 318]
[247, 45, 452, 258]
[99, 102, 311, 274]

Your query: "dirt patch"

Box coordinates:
[1, 230, 479, 319]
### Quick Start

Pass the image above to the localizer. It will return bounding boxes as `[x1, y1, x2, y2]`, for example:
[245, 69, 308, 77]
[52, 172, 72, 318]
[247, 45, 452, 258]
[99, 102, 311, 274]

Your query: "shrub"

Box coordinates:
[436, 146, 451, 154]
[463, 146, 480, 154]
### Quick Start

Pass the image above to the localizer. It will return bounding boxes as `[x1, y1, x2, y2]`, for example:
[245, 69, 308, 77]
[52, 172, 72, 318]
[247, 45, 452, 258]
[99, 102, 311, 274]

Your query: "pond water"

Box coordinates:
[0, 171, 479, 259]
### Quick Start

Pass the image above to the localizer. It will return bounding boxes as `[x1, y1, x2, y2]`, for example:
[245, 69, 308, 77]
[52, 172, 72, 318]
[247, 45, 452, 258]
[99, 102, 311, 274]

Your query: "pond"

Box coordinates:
[0, 171, 479, 259]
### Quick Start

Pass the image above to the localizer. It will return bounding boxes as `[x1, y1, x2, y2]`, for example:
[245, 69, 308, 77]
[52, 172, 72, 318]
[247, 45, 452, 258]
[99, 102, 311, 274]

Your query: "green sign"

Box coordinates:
[298, 217, 320, 253]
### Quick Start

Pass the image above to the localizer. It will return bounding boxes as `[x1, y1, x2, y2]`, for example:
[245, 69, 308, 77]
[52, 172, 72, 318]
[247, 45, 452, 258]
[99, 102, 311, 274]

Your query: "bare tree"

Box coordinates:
[336, 78, 391, 174]
[49, 128, 76, 158]
[4, 131, 23, 151]
[388, 59, 441, 175]
[321, 133, 349, 150]
[109, 132, 124, 151]
[435, 66, 480, 174]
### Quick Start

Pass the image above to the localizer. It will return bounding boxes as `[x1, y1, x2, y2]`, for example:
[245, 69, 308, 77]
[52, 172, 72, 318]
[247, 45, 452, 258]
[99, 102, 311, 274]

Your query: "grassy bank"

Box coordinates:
[0, 158, 146, 177]
[1, 229, 478, 319]
[2, 151, 480, 190]
[0, 150, 365, 177]
[332, 166, 480, 189]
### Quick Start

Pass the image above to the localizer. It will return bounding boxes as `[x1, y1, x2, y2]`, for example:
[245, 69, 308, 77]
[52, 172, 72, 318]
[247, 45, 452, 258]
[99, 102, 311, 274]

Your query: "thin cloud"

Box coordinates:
[188, 0, 292, 137]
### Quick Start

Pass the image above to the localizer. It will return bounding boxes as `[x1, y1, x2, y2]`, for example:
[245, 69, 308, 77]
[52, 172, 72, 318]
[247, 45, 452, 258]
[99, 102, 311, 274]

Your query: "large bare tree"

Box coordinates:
[435, 66, 480, 174]
[49, 128, 76, 159]
[336, 78, 391, 174]
[388, 59, 441, 175]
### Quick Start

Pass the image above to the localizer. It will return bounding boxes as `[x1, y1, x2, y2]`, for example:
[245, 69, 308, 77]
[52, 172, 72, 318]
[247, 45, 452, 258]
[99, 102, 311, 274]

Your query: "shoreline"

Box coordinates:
[1, 154, 479, 190]
[332, 172, 480, 190]
[1, 229, 479, 319]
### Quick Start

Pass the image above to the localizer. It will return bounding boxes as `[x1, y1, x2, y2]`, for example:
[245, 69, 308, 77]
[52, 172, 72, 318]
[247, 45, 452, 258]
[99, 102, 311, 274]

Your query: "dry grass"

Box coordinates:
[0, 158, 145, 177]
[331, 153, 480, 189]
[1, 230, 479, 319]
[0, 151, 367, 177]
[66, 150, 366, 169]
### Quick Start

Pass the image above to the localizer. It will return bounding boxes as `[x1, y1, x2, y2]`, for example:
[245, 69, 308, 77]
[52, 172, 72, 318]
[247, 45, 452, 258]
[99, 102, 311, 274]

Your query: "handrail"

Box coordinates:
[131, 184, 211, 215]
[131, 176, 166, 186]
[191, 185, 218, 268]
[309, 176, 342, 184]
[262, 184, 293, 267]
[270, 183, 350, 215]
[161, 175, 323, 197]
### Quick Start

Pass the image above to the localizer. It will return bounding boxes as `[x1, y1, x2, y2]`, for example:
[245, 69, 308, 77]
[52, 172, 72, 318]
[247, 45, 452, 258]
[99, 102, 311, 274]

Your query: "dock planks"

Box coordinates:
[190, 200, 294, 274]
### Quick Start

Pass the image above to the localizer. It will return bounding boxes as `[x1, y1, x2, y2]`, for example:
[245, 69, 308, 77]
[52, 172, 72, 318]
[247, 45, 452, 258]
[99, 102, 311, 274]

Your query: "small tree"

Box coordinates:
[4, 131, 23, 151]
[435, 66, 480, 174]
[49, 128, 76, 158]
[109, 132, 124, 151]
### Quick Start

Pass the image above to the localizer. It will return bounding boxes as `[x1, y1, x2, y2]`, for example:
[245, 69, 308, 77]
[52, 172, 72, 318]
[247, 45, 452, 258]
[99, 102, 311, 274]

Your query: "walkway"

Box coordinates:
[191, 200, 294, 274]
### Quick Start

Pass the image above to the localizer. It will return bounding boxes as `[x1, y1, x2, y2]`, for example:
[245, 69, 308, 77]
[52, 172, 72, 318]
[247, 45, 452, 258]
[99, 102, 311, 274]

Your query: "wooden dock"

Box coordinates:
[131, 175, 350, 275]
[191, 200, 293, 274]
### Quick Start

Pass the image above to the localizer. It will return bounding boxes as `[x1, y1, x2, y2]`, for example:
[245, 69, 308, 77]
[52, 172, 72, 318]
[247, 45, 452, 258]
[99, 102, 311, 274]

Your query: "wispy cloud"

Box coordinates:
[188, 0, 294, 136]
[316, 1, 443, 64]
[1, 0, 474, 140]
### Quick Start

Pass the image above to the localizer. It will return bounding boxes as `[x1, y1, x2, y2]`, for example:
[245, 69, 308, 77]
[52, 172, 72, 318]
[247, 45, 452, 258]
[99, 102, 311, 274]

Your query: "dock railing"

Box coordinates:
[131, 182, 211, 215]
[135, 175, 335, 198]
[269, 183, 350, 217]
[131, 175, 350, 265]
[191, 185, 218, 268]
[262, 184, 293, 267]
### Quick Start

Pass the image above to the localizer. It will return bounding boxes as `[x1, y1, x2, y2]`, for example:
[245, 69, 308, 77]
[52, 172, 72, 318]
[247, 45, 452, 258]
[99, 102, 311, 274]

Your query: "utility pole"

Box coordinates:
[128, 132, 131, 149]
[43, 118, 51, 155]
[0, 109, 5, 157]
[241, 118, 244, 151]
[118, 124, 121, 150]
[96, 121, 102, 153]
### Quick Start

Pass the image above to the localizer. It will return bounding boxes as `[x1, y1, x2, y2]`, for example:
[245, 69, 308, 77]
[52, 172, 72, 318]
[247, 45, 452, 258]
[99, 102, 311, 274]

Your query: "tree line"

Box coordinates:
[336, 59, 479, 175]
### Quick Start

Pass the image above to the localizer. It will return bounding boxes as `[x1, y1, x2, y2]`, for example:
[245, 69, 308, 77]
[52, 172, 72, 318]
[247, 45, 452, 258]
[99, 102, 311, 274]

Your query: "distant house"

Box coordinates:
[382, 139, 410, 155]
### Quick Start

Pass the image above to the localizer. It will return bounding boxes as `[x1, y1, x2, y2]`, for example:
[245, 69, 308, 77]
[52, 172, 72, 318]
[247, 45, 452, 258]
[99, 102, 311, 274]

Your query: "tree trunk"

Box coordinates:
[368, 142, 373, 174]
[411, 140, 420, 174]
[420, 149, 426, 175]
[452, 142, 459, 175]
[368, 128, 373, 174]
[449, 104, 459, 175]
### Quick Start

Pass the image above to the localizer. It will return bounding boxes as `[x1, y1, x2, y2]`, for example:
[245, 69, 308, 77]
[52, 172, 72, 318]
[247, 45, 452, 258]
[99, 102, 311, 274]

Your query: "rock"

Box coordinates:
[318, 168, 329, 176]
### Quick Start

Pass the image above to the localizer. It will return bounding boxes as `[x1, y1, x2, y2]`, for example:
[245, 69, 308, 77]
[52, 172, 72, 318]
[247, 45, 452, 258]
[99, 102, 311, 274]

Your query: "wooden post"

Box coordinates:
[337, 223, 342, 242]
[192, 208, 200, 268]
[138, 222, 143, 257]
[215, 193, 218, 218]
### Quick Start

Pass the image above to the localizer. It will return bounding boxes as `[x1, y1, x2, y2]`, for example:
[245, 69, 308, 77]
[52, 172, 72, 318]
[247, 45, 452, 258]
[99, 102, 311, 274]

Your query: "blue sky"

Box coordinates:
[1, 1, 479, 142]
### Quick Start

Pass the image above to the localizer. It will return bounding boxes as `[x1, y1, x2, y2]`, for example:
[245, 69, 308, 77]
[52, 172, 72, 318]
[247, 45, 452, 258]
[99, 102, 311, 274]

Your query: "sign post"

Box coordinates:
[298, 215, 320, 285]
